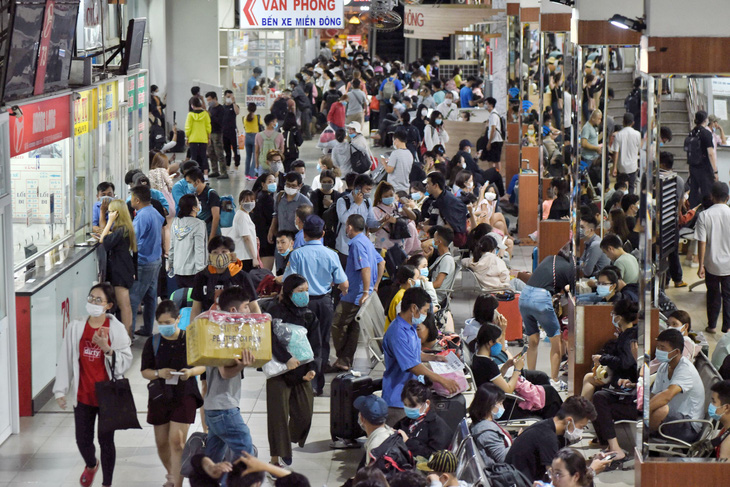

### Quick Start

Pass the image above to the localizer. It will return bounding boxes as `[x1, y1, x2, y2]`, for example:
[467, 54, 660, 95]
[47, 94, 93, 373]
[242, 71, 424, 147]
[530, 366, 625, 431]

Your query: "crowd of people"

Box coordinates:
[50, 42, 730, 487]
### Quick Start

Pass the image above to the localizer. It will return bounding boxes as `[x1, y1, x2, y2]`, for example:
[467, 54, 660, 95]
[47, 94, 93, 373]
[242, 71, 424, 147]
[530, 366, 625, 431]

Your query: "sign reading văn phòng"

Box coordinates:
[240, 0, 343, 29]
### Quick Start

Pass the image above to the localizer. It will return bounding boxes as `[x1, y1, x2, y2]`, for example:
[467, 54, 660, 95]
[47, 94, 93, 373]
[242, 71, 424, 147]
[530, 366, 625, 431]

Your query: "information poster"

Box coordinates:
[73, 89, 98, 137]
[10, 153, 66, 224]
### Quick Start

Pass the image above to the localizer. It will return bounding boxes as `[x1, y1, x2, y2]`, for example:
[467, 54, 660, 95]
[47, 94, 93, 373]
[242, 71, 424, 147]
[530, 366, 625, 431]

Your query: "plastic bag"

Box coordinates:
[431, 369, 468, 398]
[272, 319, 293, 346]
[262, 323, 314, 379]
[318, 126, 336, 146]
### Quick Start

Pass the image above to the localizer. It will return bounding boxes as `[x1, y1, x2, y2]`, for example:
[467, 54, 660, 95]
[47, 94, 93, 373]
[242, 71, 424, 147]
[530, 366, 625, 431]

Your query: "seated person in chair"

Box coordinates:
[710, 380, 730, 460]
[650, 329, 706, 444]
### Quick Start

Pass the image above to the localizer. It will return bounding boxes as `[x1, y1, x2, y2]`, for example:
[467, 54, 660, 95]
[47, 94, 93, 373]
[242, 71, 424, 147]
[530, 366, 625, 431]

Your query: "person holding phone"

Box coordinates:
[53, 283, 133, 487]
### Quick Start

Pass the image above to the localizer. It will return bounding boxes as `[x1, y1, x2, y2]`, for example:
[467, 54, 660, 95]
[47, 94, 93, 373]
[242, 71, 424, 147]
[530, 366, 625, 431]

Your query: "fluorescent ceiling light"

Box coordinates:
[608, 14, 646, 32]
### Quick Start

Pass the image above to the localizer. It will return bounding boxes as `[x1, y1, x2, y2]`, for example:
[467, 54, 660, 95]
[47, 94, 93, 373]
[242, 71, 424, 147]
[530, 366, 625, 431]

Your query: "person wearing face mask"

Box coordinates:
[386, 265, 420, 329]
[204, 92, 227, 179]
[469, 383, 512, 466]
[171, 161, 200, 212]
[311, 169, 342, 221]
[505, 396, 597, 483]
[184, 97, 212, 179]
[326, 93, 348, 131]
[334, 174, 381, 264]
[354, 394, 393, 466]
[312, 155, 344, 193]
[650, 328, 706, 444]
[382, 287, 459, 426]
[190, 236, 261, 318]
[54, 283, 133, 487]
[266, 274, 318, 467]
[709, 380, 730, 460]
[220, 89, 240, 171]
[225, 190, 258, 272]
[185, 168, 221, 241]
[141, 300, 205, 487]
[435, 92, 458, 122]
[251, 172, 278, 270]
[372, 181, 420, 254]
[169, 194, 207, 289]
[578, 216, 609, 278]
[424, 111, 449, 151]
[273, 231, 296, 283]
[454, 139, 485, 184]
[579, 268, 622, 304]
[255, 115, 285, 175]
[393, 380, 450, 459]
[267, 172, 312, 247]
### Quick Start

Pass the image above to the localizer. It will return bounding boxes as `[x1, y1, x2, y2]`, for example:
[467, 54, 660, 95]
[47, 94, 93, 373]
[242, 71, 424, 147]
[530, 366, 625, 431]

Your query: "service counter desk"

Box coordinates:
[15, 245, 99, 416]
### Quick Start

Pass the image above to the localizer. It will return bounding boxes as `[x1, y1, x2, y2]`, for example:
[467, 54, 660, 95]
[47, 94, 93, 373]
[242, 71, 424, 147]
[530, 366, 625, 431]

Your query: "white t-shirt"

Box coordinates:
[614, 126, 641, 174]
[696, 203, 730, 276]
[651, 356, 705, 425]
[488, 110, 503, 143]
[387, 148, 413, 193]
[226, 210, 257, 260]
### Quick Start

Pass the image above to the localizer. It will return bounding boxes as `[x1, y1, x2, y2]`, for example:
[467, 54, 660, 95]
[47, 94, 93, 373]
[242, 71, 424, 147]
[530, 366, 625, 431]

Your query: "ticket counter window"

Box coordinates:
[10, 139, 72, 267]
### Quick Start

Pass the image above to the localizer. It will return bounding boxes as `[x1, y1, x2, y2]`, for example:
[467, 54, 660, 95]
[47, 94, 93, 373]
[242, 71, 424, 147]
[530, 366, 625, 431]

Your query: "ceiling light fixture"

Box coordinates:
[608, 14, 646, 32]
[349, 15, 361, 24]
[549, 0, 575, 6]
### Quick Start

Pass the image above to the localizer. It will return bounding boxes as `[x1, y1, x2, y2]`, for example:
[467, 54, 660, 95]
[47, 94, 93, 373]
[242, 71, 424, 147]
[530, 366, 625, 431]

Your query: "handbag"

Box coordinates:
[95, 351, 142, 435]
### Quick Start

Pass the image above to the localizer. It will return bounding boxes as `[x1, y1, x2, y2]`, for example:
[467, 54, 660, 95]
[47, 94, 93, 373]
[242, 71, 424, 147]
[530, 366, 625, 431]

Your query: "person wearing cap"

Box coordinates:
[284, 215, 348, 396]
[421, 450, 467, 487]
[354, 394, 393, 466]
[382, 287, 459, 425]
[247, 66, 262, 95]
[347, 121, 374, 168]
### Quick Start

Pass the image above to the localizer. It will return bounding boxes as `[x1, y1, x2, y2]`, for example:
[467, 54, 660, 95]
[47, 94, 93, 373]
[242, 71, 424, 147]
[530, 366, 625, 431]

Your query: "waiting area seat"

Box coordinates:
[356, 293, 386, 368]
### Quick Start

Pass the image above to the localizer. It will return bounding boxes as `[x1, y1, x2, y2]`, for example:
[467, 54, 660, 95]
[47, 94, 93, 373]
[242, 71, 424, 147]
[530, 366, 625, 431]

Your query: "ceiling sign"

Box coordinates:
[404, 5, 503, 40]
[240, 0, 344, 29]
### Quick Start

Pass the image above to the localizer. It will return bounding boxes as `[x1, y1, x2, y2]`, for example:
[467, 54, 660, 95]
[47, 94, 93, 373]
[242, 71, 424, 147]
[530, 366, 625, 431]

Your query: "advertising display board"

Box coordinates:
[240, 0, 343, 29]
[8, 95, 71, 158]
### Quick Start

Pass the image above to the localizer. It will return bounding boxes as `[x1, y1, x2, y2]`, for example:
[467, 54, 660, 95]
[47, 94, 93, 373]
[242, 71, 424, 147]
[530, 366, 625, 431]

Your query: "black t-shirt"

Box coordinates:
[191, 266, 258, 311]
[209, 104, 224, 133]
[197, 185, 221, 224]
[141, 331, 201, 404]
[504, 418, 560, 482]
[548, 195, 570, 220]
[472, 354, 501, 388]
[221, 103, 238, 135]
[527, 255, 575, 294]
[696, 126, 714, 166]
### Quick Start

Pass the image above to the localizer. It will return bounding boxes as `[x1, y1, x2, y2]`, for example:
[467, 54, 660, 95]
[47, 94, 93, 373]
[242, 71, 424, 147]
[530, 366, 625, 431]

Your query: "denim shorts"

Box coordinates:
[518, 285, 561, 338]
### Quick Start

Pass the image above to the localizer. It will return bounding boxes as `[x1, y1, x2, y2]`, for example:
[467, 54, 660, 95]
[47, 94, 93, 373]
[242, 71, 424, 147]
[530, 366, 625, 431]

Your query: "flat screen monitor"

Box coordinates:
[2, 2, 45, 102]
[121, 18, 146, 74]
[38, 1, 80, 95]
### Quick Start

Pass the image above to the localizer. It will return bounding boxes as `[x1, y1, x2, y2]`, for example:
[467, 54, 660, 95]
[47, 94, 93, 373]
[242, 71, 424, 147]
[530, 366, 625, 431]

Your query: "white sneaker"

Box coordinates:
[550, 379, 568, 392]
[690, 261, 699, 268]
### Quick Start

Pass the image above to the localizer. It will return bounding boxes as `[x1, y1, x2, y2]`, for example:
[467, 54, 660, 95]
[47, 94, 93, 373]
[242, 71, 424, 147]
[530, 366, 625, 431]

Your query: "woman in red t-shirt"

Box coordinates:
[54, 283, 133, 487]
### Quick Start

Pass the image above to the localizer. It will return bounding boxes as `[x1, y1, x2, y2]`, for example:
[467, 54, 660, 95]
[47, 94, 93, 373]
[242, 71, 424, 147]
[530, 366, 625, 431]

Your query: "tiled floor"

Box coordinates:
[0, 139, 721, 486]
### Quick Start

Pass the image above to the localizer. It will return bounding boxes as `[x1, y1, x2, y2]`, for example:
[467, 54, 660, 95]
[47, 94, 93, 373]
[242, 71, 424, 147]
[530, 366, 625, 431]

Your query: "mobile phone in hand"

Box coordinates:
[515, 345, 528, 358]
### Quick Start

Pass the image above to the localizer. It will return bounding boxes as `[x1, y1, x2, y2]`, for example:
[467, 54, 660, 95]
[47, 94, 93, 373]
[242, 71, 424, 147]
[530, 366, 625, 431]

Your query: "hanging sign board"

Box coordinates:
[403, 5, 503, 40]
[240, 0, 343, 29]
[9, 95, 72, 157]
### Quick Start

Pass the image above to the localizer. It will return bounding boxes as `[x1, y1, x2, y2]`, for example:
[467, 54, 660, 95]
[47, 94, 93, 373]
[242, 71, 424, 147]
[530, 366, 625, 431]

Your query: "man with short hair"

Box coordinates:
[459, 77, 482, 108]
[709, 380, 730, 460]
[613, 112, 641, 194]
[379, 68, 404, 116]
[186, 168, 221, 241]
[185, 97, 212, 177]
[268, 172, 313, 240]
[455, 139, 484, 183]
[505, 396, 599, 482]
[335, 174, 380, 261]
[129, 185, 165, 336]
[688, 110, 718, 207]
[285, 215, 348, 395]
[385, 132, 413, 193]
[430, 226, 457, 305]
[425, 172, 468, 248]
[600, 234, 639, 284]
[331, 214, 385, 371]
[579, 216, 609, 278]
[221, 89, 241, 170]
[346, 78, 367, 126]
[205, 91, 227, 179]
[354, 394, 393, 465]
[697, 181, 730, 333]
[255, 114, 285, 174]
[171, 160, 199, 211]
[435, 91, 458, 121]
[247, 66, 262, 95]
[483, 97, 504, 164]
[292, 204, 314, 249]
[289, 160, 313, 200]
[580, 109, 603, 171]
[92, 182, 115, 234]
[650, 329, 705, 444]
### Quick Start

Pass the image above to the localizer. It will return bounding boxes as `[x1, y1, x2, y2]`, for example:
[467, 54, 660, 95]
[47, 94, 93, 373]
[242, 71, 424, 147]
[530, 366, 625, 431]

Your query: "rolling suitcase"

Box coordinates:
[330, 373, 383, 442]
[431, 393, 467, 433]
[497, 294, 524, 343]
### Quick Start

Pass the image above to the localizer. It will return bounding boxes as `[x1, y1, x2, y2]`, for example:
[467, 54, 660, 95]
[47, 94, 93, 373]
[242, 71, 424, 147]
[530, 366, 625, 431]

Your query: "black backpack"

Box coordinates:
[283, 129, 300, 160]
[350, 144, 371, 174]
[324, 90, 341, 113]
[368, 433, 414, 480]
[483, 463, 532, 487]
[684, 127, 704, 168]
[624, 89, 641, 120]
[384, 244, 407, 278]
[322, 195, 369, 249]
[271, 98, 289, 121]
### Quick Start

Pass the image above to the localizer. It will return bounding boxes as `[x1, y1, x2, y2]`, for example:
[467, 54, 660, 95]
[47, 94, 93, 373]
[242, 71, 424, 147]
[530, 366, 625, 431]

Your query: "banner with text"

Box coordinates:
[9, 95, 72, 157]
[240, 0, 343, 29]
[403, 5, 502, 40]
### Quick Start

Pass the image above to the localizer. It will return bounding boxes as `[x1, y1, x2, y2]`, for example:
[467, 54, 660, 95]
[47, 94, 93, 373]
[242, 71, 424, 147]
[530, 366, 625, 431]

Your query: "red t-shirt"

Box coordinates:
[77, 319, 111, 407]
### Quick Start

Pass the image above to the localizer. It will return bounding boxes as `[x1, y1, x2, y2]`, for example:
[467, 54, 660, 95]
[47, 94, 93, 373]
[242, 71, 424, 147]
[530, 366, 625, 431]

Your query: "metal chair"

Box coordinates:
[355, 293, 386, 368]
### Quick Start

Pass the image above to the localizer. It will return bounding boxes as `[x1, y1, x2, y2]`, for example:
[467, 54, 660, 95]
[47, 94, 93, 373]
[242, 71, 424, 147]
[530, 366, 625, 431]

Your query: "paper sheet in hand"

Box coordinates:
[430, 352, 465, 375]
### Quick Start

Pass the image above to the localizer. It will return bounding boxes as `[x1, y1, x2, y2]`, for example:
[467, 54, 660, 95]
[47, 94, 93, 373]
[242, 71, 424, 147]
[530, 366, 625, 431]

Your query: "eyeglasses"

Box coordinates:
[547, 468, 565, 480]
[87, 295, 107, 305]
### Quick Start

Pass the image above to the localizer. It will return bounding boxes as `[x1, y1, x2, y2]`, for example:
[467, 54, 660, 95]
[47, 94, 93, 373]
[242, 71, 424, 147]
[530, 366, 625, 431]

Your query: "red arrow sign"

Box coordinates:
[243, 0, 257, 26]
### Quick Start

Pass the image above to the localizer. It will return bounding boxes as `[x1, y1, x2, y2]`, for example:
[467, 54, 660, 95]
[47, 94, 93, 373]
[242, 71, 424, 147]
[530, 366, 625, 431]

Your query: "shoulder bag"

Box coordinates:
[95, 351, 142, 435]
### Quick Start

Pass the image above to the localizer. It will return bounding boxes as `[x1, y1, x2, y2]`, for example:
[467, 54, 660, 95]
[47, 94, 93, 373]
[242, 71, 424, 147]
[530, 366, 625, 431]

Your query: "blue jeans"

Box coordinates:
[519, 285, 561, 338]
[205, 408, 253, 462]
[244, 133, 256, 177]
[129, 259, 162, 335]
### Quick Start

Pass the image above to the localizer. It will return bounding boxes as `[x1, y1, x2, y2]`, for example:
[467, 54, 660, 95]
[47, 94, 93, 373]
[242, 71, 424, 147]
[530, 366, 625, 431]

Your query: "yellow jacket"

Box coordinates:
[185, 110, 211, 143]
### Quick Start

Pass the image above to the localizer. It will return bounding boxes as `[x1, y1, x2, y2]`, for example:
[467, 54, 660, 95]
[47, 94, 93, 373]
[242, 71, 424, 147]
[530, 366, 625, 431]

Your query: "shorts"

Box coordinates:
[484, 141, 503, 162]
[518, 285, 561, 338]
[147, 394, 200, 426]
[659, 410, 702, 444]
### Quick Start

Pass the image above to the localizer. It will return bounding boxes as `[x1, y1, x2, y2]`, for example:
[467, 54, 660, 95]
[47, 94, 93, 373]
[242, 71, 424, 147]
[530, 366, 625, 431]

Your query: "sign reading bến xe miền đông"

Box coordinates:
[240, 0, 343, 29]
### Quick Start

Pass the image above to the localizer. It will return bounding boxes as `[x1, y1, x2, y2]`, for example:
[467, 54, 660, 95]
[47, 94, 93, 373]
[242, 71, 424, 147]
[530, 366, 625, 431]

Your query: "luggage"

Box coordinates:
[330, 372, 383, 441]
[431, 393, 467, 434]
[497, 294, 523, 343]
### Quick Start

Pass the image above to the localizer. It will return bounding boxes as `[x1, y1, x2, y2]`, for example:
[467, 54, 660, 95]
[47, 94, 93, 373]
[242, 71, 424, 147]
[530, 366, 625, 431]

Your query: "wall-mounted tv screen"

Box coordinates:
[121, 18, 146, 74]
[37, 1, 80, 95]
[2, 2, 45, 102]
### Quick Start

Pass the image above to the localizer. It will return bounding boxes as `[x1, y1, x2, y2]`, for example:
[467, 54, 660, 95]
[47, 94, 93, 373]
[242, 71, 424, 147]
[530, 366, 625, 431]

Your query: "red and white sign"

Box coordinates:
[34, 0, 56, 95]
[9, 96, 72, 157]
[240, 0, 343, 29]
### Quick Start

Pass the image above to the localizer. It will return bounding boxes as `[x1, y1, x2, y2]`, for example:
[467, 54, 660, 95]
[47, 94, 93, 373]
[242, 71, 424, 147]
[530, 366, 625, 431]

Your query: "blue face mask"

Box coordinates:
[412, 311, 426, 325]
[187, 182, 196, 192]
[316, 165, 322, 173]
[411, 192, 422, 201]
[435, 119, 442, 126]
[655, 349, 676, 363]
[493, 405, 505, 420]
[596, 284, 611, 297]
[404, 406, 423, 419]
[274, 122, 279, 130]
[708, 403, 724, 421]
[432, 239, 439, 249]
[424, 192, 430, 198]
[382, 196, 395, 206]
[349, 133, 356, 138]
[291, 291, 309, 307]
[267, 183, 277, 193]
[420, 268, 429, 278]
[412, 279, 421, 288]
[279, 248, 291, 257]
[490, 342, 502, 356]
[158, 324, 177, 337]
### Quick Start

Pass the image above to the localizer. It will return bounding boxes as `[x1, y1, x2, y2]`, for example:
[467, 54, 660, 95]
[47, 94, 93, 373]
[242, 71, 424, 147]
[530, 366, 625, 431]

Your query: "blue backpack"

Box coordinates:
[219, 195, 236, 228]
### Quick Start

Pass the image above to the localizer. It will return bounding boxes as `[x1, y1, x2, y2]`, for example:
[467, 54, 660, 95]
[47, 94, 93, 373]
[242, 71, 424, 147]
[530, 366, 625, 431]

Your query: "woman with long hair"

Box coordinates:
[251, 172, 278, 270]
[169, 194, 207, 287]
[424, 110, 449, 150]
[266, 274, 317, 467]
[99, 200, 137, 333]
[468, 382, 512, 466]
[372, 181, 420, 254]
[54, 283, 133, 487]
[243, 103, 261, 179]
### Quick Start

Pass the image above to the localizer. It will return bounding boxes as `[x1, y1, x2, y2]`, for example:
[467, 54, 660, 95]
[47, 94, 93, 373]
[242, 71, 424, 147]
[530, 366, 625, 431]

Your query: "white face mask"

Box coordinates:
[421, 109, 428, 117]
[86, 302, 106, 317]
[284, 187, 299, 196]
[564, 419, 584, 443]
[225, 97, 233, 105]
[485, 192, 496, 201]
[242, 202, 256, 212]
[445, 98, 452, 106]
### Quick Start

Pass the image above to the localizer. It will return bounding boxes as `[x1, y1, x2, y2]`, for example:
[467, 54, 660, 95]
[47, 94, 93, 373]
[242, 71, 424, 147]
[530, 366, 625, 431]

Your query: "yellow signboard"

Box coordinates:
[73, 89, 98, 137]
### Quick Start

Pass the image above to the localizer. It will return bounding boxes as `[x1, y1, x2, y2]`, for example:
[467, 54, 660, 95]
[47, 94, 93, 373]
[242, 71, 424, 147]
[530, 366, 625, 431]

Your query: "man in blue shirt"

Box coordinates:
[378, 68, 404, 116]
[382, 287, 459, 425]
[172, 160, 199, 213]
[129, 185, 165, 336]
[285, 215, 348, 395]
[331, 214, 385, 371]
[335, 174, 380, 262]
[92, 181, 115, 233]
[459, 76, 483, 108]
[247, 67, 262, 95]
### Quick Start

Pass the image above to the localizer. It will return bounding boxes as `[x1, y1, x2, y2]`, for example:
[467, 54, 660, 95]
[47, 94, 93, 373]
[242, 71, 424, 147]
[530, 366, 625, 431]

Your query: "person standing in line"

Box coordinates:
[185, 97, 212, 179]
[247, 66, 262, 95]
[242, 103, 261, 180]
[697, 182, 730, 334]
[255, 114, 285, 175]
[205, 92, 228, 180]
[129, 185, 165, 337]
[384, 132, 414, 193]
[346, 78, 367, 126]
[284, 215, 349, 396]
[226, 189, 259, 273]
[580, 109, 602, 172]
[481, 97, 504, 164]
[612, 113, 641, 194]
[334, 174, 380, 268]
[423, 111, 449, 151]
[688, 110, 719, 207]
[220, 90, 240, 172]
[141, 300, 205, 487]
[171, 160, 199, 212]
[54, 283, 133, 487]
[436, 91, 458, 121]
[169, 194, 207, 288]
